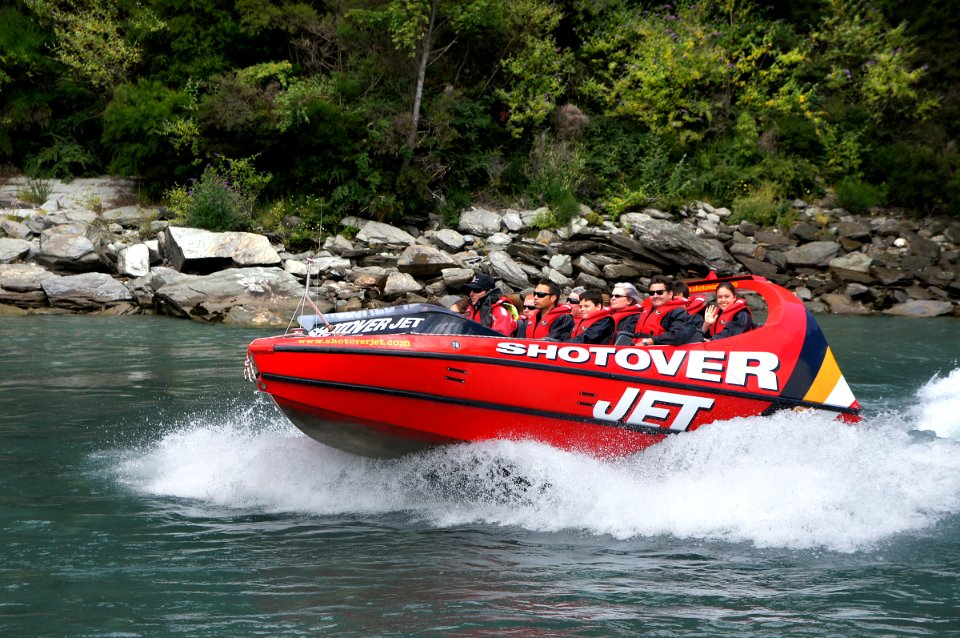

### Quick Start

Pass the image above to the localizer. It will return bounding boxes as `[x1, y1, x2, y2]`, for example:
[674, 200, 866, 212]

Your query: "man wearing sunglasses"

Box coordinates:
[520, 280, 574, 340]
[634, 275, 697, 346]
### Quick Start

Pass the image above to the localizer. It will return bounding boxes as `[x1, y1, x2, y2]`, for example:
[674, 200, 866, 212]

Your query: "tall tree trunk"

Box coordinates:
[404, 0, 438, 165]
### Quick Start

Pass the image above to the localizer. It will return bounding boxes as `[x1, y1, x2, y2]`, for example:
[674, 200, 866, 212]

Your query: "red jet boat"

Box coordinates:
[245, 275, 861, 458]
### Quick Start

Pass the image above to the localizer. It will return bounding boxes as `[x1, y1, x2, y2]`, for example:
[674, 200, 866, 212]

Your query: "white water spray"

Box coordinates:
[112, 375, 960, 553]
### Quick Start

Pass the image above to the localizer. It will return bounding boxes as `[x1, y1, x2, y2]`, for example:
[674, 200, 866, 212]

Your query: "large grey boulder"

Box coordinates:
[101, 205, 164, 228]
[117, 243, 151, 277]
[154, 266, 303, 325]
[629, 220, 739, 273]
[397, 244, 459, 277]
[441, 267, 474, 288]
[36, 224, 102, 271]
[1, 218, 31, 239]
[161, 226, 281, 273]
[829, 251, 872, 273]
[883, 300, 954, 318]
[822, 293, 872, 315]
[458, 207, 502, 236]
[425, 228, 466, 252]
[355, 221, 415, 245]
[0, 238, 33, 263]
[41, 272, 134, 310]
[0, 262, 58, 306]
[487, 250, 530, 290]
[784, 241, 841, 267]
[382, 271, 422, 298]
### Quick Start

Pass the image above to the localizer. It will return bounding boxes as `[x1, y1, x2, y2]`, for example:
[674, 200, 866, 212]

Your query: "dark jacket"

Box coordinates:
[526, 304, 575, 340]
[705, 300, 754, 340]
[566, 308, 615, 344]
[636, 299, 697, 345]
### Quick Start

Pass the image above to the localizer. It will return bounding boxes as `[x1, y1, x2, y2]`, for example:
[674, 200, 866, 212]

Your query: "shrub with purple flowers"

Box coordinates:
[165, 155, 271, 231]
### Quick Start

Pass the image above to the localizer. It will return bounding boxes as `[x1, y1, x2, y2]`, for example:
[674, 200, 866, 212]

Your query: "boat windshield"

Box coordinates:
[298, 304, 501, 338]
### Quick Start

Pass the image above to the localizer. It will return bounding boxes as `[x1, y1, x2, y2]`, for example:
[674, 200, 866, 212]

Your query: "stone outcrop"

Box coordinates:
[1, 176, 958, 323]
[160, 226, 281, 273]
[155, 266, 303, 324]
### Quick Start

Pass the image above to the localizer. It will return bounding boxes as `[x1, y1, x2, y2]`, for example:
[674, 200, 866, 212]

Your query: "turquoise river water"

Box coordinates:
[2, 314, 960, 637]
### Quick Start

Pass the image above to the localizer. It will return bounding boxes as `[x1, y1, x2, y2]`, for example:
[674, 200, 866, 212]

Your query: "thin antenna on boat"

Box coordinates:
[303, 259, 332, 331]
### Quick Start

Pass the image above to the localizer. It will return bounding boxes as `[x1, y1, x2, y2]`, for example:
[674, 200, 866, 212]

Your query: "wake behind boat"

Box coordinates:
[245, 275, 861, 458]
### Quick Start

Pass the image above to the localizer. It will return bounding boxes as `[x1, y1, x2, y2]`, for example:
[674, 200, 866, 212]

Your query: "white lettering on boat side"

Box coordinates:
[494, 342, 781, 391]
[320, 316, 426, 336]
[593, 387, 715, 432]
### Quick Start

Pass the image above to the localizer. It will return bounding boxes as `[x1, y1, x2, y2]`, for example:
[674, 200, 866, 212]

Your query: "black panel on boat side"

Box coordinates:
[298, 304, 501, 337]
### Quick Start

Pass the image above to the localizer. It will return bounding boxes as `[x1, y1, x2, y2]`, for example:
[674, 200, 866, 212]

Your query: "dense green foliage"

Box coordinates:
[2, 0, 958, 234]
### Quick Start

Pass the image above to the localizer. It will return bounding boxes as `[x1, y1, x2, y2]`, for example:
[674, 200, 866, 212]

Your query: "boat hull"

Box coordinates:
[247, 276, 861, 458]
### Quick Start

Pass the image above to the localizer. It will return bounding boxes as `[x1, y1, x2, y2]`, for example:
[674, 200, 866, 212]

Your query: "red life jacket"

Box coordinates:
[707, 299, 753, 338]
[636, 298, 689, 336]
[610, 304, 643, 333]
[466, 295, 517, 336]
[684, 296, 706, 316]
[530, 304, 573, 339]
[570, 307, 614, 338]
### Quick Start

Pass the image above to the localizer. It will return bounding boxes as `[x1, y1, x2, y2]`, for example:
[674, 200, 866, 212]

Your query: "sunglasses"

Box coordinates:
[610, 293, 627, 299]
[567, 297, 580, 304]
[523, 305, 536, 310]
[533, 291, 552, 298]
[649, 289, 667, 296]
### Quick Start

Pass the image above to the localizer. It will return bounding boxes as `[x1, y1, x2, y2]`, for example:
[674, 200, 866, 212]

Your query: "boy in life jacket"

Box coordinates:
[523, 279, 574, 340]
[702, 281, 754, 340]
[635, 275, 697, 346]
[565, 289, 614, 344]
[462, 273, 518, 336]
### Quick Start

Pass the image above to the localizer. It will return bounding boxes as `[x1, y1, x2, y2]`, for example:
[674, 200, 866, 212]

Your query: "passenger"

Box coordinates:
[525, 279, 575, 340]
[608, 282, 644, 345]
[461, 273, 518, 336]
[514, 291, 537, 338]
[672, 279, 706, 318]
[635, 275, 697, 346]
[566, 286, 586, 318]
[702, 281, 754, 340]
[565, 289, 614, 344]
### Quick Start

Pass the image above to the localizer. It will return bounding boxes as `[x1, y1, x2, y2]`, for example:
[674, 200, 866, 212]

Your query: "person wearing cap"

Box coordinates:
[461, 273, 518, 336]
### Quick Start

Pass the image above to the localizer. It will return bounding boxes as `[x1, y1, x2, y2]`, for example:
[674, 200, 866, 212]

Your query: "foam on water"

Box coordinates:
[111, 377, 960, 553]
[909, 367, 960, 440]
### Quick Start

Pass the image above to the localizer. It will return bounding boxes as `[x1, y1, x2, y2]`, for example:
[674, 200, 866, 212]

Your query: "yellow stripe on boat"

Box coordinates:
[803, 347, 842, 404]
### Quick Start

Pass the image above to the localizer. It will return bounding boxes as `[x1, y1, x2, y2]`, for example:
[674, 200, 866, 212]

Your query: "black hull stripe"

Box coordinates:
[261, 373, 675, 436]
[271, 345, 860, 415]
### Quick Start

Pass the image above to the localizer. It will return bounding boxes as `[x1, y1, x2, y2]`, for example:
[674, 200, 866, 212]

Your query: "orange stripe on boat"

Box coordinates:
[803, 347, 841, 404]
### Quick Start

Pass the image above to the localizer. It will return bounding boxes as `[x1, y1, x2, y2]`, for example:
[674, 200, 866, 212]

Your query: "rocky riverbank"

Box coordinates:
[1, 177, 958, 325]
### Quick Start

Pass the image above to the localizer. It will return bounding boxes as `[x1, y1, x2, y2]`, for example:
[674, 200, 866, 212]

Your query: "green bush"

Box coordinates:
[101, 80, 192, 184]
[166, 165, 248, 232]
[524, 132, 584, 211]
[729, 182, 793, 227]
[835, 177, 885, 214]
[183, 166, 246, 231]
